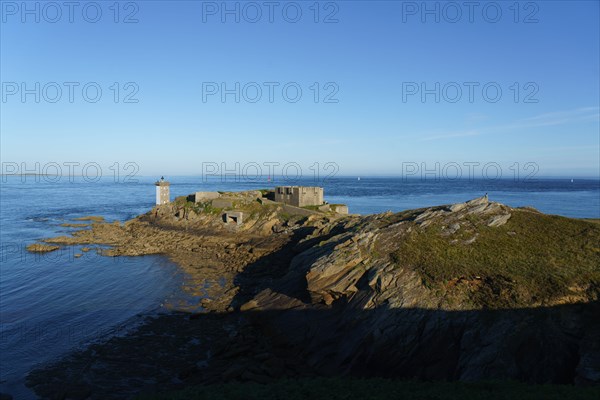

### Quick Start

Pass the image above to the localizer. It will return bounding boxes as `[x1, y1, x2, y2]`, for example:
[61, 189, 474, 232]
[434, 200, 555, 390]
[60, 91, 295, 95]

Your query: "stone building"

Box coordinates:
[155, 177, 170, 205]
[274, 186, 324, 207]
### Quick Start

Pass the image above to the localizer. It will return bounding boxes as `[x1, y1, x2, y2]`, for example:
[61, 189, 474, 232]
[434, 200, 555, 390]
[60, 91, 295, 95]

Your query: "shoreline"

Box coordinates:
[20, 191, 600, 398]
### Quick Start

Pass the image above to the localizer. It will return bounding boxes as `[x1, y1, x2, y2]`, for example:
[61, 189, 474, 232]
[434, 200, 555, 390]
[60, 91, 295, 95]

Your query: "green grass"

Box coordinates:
[173, 196, 188, 206]
[244, 202, 280, 220]
[137, 378, 600, 400]
[302, 205, 323, 211]
[201, 204, 222, 215]
[279, 212, 293, 221]
[389, 210, 600, 306]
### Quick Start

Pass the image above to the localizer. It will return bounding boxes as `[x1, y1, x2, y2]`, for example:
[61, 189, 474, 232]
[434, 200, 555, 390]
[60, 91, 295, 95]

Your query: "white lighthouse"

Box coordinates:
[155, 177, 170, 205]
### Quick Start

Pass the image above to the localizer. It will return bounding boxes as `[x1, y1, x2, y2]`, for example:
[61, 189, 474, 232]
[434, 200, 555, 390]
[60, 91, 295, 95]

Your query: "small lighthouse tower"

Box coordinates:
[155, 176, 170, 205]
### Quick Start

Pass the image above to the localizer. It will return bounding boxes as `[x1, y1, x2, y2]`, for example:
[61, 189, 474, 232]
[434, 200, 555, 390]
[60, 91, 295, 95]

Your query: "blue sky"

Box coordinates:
[1, 0, 599, 177]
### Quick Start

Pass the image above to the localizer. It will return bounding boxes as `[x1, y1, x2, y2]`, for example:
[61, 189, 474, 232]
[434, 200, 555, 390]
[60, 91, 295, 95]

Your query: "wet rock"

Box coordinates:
[26, 243, 59, 253]
[73, 215, 105, 222]
[61, 223, 89, 228]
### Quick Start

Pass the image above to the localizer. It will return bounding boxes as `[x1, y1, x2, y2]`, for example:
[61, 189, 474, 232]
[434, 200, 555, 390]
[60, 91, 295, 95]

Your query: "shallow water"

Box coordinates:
[0, 177, 187, 398]
[0, 175, 598, 398]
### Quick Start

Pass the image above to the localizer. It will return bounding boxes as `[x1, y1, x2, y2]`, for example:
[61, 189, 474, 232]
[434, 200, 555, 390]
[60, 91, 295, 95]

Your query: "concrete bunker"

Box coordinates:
[223, 211, 243, 225]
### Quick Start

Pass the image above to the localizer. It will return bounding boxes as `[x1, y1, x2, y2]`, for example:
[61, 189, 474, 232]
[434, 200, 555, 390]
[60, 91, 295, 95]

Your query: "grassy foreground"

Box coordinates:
[137, 378, 600, 400]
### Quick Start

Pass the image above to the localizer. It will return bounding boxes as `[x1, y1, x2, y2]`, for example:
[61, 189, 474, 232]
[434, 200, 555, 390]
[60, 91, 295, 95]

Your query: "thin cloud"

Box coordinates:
[506, 107, 599, 129]
[418, 107, 599, 141]
[420, 130, 480, 141]
[465, 113, 489, 124]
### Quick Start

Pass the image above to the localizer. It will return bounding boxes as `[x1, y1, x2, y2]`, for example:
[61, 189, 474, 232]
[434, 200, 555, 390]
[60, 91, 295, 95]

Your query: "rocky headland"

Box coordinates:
[24, 191, 600, 399]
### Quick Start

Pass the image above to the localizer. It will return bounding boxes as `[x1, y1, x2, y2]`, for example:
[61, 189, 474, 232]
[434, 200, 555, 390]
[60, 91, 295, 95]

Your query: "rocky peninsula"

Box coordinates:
[24, 190, 600, 399]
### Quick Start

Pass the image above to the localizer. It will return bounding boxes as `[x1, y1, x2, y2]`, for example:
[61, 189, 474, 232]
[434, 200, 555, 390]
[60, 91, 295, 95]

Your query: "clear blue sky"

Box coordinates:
[1, 0, 599, 177]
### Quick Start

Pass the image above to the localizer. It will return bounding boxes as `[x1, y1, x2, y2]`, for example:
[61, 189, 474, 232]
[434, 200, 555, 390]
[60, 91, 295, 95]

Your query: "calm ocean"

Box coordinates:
[1, 175, 599, 398]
